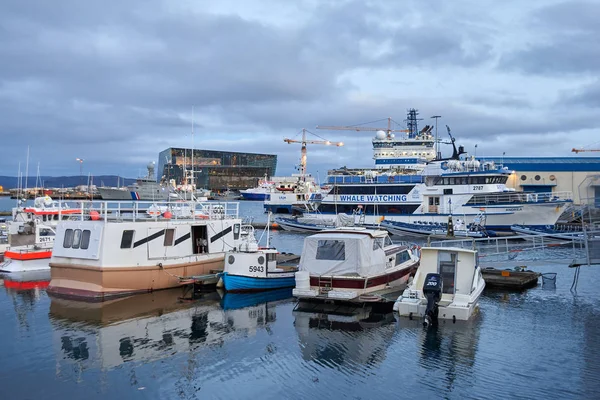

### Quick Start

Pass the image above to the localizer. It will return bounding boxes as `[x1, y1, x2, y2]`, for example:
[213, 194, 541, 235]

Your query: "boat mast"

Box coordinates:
[24, 145, 30, 198]
[191, 106, 195, 201]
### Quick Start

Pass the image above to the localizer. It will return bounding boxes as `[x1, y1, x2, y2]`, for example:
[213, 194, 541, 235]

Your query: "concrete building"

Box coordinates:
[158, 148, 277, 191]
[485, 157, 600, 205]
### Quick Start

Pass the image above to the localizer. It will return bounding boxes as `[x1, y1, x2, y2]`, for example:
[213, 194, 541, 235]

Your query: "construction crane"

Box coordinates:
[316, 117, 409, 137]
[284, 129, 344, 179]
[572, 148, 600, 153]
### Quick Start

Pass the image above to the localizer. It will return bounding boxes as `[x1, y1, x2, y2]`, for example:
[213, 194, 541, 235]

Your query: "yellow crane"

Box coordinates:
[284, 129, 343, 178]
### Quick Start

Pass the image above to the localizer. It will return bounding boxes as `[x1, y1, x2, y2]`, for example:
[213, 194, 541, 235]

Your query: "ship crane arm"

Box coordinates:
[284, 128, 344, 179]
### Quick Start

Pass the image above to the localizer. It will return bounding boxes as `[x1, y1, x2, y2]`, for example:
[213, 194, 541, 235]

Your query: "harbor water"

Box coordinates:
[1, 200, 600, 399]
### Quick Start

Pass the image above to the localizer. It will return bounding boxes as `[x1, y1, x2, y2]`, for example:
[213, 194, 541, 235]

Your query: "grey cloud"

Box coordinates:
[498, 1, 600, 75]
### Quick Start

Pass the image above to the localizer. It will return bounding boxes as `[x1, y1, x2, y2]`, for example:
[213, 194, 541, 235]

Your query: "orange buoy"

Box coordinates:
[271, 222, 279, 229]
[89, 210, 101, 221]
[163, 211, 173, 219]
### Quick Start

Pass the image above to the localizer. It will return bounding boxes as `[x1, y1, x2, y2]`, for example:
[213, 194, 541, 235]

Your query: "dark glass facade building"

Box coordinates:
[158, 148, 277, 191]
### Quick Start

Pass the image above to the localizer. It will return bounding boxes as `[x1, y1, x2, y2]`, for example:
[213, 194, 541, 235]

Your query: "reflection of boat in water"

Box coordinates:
[220, 288, 293, 310]
[397, 317, 481, 374]
[49, 287, 284, 373]
[293, 301, 396, 368]
[1, 269, 51, 290]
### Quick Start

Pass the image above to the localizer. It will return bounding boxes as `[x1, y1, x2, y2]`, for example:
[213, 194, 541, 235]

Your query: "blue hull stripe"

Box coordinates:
[222, 272, 296, 292]
[241, 193, 268, 201]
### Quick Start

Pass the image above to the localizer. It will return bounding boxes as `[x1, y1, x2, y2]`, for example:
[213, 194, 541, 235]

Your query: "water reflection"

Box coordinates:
[1, 270, 50, 331]
[49, 287, 292, 377]
[293, 301, 396, 373]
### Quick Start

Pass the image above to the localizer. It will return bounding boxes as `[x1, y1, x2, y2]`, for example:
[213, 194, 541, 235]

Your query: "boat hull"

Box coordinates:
[294, 263, 416, 302]
[240, 192, 268, 201]
[48, 257, 224, 301]
[0, 251, 52, 272]
[221, 272, 296, 292]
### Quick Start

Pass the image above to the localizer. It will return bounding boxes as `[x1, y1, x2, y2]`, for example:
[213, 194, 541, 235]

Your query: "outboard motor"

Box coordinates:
[422, 273, 443, 328]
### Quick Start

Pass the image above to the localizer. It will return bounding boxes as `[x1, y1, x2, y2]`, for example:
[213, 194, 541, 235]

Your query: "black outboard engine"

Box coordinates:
[422, 273, 443, 328]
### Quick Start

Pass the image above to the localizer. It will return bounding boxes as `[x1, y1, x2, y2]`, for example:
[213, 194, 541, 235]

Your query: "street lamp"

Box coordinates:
[431, 115, 442, 159]
[76, 158, 84, 185]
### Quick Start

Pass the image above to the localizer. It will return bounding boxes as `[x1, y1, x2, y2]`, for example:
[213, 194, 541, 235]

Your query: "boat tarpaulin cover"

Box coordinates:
[299, 232, 386, 276]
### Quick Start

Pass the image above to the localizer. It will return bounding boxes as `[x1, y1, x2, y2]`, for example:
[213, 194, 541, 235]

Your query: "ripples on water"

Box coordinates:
[1, 201, 599, 399]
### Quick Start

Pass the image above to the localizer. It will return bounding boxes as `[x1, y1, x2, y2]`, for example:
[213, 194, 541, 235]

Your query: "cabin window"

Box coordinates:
[164, 229, 175, 246]
[121, 230, 135, 249]
[438, 252, 457, 294]
[72, 229, 82, 249]
[373, 238, 384, 250]
[395, 251, 411, 265]
[267, 253, 277, 262]
[81, 230, 91, 250]
[316, 240, 345, 260]
[39, 228, 54, 236]
[63, 229, 74, 248]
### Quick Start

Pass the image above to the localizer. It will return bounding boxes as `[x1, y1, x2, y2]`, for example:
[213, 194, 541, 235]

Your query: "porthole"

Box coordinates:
[535, 175, 541, 181]
[228, 255, 235, 264]
[520, 175, 527, 181]
[258, 256, 265, 265]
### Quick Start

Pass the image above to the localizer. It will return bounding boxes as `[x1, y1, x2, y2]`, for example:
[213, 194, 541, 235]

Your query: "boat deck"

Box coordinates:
[481, 268, 540, 290]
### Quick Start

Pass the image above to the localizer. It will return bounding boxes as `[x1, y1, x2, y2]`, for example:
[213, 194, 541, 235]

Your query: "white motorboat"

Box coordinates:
[292, 227, 419, 302]
[393, 246, 485, 326]
[48, 200, 243, 300]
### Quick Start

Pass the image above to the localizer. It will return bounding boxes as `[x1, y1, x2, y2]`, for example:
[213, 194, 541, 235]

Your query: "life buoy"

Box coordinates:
[304, 193, 310, 201]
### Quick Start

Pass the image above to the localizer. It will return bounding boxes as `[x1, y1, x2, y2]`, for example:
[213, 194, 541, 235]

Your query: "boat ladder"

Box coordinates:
[318, 276, 333, 294]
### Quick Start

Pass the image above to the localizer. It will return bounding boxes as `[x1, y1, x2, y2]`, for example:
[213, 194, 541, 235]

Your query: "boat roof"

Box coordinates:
[421, 246, 477, 255]
[315, 227, 389, 238]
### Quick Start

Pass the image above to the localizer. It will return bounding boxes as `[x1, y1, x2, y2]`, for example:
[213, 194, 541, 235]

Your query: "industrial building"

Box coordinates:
[157, 148, 277, 191]
[485, 157, 600, 206]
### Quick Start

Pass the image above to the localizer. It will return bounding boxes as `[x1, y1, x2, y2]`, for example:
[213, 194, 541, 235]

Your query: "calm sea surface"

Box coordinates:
[1, 199, 600, 399]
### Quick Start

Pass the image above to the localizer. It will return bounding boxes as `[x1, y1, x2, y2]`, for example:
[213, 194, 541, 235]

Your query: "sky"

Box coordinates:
[1, 0, 599, 179]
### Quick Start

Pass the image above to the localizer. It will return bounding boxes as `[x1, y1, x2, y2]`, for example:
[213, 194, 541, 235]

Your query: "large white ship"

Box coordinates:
[306, 132, 572, 230]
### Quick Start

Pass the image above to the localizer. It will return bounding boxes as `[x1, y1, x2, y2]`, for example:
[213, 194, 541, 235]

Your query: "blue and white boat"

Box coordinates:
[220, 224, 298, 292]
[240, 179, 275, 201]
[304, 128, 572, 231]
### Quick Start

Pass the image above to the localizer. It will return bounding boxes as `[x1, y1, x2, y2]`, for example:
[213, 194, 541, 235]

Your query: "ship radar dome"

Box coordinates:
[375, 130, 386, 139]
[147, 161, 155, 169]
[390, 133, 395, 138]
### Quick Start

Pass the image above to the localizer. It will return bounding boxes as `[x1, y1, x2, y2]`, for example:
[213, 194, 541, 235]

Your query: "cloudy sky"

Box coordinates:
[1, 0, 599, 179]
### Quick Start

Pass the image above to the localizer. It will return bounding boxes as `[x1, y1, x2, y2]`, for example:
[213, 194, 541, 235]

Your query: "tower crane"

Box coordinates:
[283, 129, 344, 179]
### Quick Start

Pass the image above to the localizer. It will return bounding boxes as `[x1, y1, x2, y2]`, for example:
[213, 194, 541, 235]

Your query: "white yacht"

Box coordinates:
[393, 246, 485, 325]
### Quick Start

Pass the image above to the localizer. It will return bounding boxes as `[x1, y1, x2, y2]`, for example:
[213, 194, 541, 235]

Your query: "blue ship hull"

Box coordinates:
[221, 272, 296, 292]
[240, 192, 268, 201]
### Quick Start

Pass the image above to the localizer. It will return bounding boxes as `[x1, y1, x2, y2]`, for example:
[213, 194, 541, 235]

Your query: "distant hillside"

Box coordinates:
[0, 175, 137, 189]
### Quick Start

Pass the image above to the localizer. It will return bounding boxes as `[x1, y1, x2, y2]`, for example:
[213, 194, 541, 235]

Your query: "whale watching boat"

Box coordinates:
[292, 227, 419, 302]
[304, 126, 571, 230]
[220, 217, 298, 292]
[0, 196, 81, 273]
[393, 246, 485, 326]
[47, 200, 243, 300]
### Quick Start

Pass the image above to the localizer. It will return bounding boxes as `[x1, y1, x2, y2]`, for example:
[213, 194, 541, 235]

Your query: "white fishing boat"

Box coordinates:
[47, 200, 243, 300]
[393, 247, 485, 326]
[220, 219, 298, 292]
[292, 227, 419, 302]
[275, 213, 362, 233]
[0, 196, 81, 273]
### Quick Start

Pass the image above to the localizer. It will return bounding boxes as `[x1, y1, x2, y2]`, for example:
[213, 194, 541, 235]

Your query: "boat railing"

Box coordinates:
[327, 174, 424, 185]
[53, 199, 240, 223]
[428, 228, 600, 267]
[465, 191, 572, 206]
